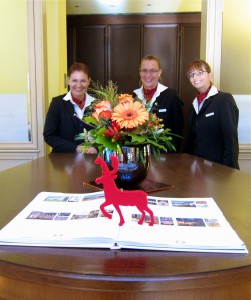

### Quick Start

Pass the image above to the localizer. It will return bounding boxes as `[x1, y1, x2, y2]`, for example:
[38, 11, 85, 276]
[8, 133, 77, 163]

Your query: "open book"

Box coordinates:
[0, 192, 247, 253]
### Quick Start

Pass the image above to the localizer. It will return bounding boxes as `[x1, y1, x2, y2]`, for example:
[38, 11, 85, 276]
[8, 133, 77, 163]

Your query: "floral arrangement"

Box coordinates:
[76, 81, 176, 159]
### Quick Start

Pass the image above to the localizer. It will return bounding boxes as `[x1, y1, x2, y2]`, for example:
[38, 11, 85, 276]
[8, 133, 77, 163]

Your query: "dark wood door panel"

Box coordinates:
[109, 25, 141, 93]
[179, 24, 201, 138]
[68, 25, 107, 83]
[143, 24, 179, 90]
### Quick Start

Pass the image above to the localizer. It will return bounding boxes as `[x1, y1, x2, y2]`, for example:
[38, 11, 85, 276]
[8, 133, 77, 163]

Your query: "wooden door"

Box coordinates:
[67, 14, 201, 146]
[109, 25, 141, 93]
[143, 24, 179, 90]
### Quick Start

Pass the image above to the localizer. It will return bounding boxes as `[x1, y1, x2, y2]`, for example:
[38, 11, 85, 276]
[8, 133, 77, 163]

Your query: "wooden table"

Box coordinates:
[0, 153, 250, 300]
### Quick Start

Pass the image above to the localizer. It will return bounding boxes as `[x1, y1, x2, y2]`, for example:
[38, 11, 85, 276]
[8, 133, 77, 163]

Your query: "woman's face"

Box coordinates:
[140, 59, 162, 90]
[68, 71, 91, 100]
[187, 67, 212, 93]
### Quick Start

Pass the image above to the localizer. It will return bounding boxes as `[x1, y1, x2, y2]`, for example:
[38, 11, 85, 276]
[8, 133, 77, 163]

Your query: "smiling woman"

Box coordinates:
[133, 55, 184, 152]
[184, 59, 240, 169]
[43, 63, 98, 154]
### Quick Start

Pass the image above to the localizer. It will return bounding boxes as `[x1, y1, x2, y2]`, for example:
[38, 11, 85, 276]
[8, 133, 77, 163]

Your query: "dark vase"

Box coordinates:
[102, 145, 151, 189]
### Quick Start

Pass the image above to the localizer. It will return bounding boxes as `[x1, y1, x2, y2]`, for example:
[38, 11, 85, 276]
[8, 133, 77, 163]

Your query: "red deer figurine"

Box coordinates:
[95, 156, 154, 226]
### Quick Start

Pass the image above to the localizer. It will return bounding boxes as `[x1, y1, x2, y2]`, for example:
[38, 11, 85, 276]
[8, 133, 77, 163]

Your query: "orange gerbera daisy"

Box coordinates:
[112, 101, 149, 129]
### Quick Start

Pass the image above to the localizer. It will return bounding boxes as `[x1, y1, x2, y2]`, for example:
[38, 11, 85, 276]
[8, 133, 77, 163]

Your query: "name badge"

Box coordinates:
[205, 112, 214, 117]
[158, 109, 167, 113]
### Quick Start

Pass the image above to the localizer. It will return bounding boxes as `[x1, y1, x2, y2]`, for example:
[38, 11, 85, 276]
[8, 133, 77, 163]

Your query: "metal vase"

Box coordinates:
[102, 145, 151, 189]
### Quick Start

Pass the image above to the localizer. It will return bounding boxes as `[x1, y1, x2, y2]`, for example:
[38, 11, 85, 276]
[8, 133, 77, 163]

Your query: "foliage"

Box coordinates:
[76, 81, 176, 159]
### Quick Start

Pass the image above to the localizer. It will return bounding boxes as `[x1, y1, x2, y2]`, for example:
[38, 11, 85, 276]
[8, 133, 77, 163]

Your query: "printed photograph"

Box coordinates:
[54, 212, 71, 221]
[147, 197, 157, 205]
[131, 213, 158, 225]
[82, 194, 105, 202]
[99, 209, 114, 218]
[44, 196, 69, 202]
[144, 215, 159, 225]
[204, 218, 220, 227]
[172, 200, 196, 207]
[195, 200, 208, 207]
[157, 199, 169, 206]
[26, 211, 57, 220]
[160, 217, 174, 225]
[68, 196, 83, 202]
[176, 218, 206, 227]
[71, 212, 90, 220]
[87, 209, 100, 218]
[131, 213, 142, 223]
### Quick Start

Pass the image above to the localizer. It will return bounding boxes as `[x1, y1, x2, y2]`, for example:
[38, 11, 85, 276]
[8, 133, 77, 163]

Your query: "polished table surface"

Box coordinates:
[0, 153, 251, 300]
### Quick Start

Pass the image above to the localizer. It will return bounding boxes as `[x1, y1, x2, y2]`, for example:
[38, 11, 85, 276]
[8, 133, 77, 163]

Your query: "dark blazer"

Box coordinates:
[150, 88, 184, 150]
[43, 94, 94, 153]
[184, 90, 239, 169]
[133, 87, 184, 152]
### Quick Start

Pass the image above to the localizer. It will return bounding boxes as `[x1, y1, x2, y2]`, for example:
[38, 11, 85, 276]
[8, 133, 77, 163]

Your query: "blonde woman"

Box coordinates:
[133, 55, 184, 152]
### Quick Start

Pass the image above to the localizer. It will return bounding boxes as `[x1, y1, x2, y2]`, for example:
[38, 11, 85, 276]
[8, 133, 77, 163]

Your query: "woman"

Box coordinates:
[184, 59, 239, 169]
[133, 55, 184, 152]
[43, 62, 97, 153]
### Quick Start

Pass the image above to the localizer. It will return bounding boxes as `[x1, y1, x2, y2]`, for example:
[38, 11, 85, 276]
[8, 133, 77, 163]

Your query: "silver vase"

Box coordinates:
[102, 145, 151, 189]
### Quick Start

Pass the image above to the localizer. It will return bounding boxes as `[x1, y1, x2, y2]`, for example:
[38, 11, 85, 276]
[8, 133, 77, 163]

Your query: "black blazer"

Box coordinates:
[184, 91, 239, 169]
[133, 88, 184, 152]
[43, 94, 94, 153]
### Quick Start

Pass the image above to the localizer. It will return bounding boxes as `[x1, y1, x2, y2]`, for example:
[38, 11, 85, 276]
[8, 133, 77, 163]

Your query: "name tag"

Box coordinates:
[158, 109, 167, 113]
[205, 112, 214, 117]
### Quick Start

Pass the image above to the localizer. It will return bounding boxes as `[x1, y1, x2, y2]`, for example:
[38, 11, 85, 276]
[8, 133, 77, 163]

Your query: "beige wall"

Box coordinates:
[0, 0, 29, 94]
[43, 0, 67, 111]
[221, 0, 251, 173]
[221, 0, 251, 94]
[43, 0, 68, 153]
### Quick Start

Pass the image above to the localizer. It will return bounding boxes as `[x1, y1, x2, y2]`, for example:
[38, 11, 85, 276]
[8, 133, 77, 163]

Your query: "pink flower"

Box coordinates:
[92, 100, 112, 121]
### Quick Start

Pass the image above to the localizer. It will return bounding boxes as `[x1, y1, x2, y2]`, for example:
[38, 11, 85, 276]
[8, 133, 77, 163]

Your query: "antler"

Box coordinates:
[95, 155, 119, 176]
[95, 156, 109, 173]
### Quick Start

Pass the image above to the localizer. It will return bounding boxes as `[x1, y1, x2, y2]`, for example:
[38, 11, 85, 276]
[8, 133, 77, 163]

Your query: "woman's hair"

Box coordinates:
[139, 54, 162, 71]
[186, 59, 211, 74]
[68, 62, 91, 78]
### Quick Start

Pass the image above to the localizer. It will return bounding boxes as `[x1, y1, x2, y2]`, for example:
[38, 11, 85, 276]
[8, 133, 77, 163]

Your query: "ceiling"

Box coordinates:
[66, 0, 201, 15]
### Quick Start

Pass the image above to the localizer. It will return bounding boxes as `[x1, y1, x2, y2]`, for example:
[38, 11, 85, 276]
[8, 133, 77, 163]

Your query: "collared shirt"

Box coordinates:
[197, 85, 211, 106]
[192, 85, 218, 114]
[143, 86, 157, 102]
[63, 91, 95, 119]
[133, 83, 168, 111]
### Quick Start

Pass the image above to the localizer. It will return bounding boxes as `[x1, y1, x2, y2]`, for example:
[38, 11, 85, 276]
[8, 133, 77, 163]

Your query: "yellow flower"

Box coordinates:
[112, 101, 149, 129]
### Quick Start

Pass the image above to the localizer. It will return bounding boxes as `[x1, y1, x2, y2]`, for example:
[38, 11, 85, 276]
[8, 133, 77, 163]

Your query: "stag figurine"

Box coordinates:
[95, 156, 154, 226]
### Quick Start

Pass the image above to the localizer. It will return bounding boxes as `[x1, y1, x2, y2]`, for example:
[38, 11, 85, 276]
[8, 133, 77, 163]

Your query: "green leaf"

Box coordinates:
[83, 115, 99, 126]
[95, 135, 118, 150]
[127, 133, 147, 143]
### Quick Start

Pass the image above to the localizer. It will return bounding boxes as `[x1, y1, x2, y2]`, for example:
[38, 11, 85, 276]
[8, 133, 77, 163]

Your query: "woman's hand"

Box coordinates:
[76, 145, 98, 154]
